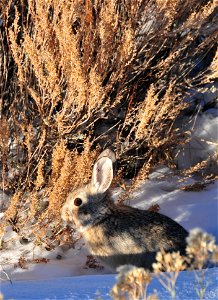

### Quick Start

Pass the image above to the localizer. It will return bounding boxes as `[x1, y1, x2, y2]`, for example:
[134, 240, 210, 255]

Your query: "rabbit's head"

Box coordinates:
[61, 149, 115, 231]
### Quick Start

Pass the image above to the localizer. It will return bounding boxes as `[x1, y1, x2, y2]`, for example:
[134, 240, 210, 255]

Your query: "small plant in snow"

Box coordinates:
[152, 250, 186, 299]
[186, 228, 218, 300]
[186, 228, 218, 268]
[110, 264, 157, 300]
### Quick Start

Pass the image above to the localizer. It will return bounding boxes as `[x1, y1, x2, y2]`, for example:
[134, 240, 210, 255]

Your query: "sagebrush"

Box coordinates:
[0, 0, 217, 244]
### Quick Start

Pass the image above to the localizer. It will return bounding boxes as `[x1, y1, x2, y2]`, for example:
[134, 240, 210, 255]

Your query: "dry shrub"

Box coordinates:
[182, 151, 218, 179]
[46, 139, 97, 221]
[153, 251, 186, 299]
[3, 191, 22, 225]
[0, 0, 217, 244]
[111, 264, 157, 300]
[0, 117, 9, 190]
[186, 228, 218, 269]
[5, 139, 98, 245]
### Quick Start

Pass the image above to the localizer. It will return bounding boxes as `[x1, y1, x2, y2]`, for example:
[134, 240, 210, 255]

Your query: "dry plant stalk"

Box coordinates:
[152, 250, 186, 299]
[46, 139, 97, 220]
[186, 228, 218, 300]
[0, 117, 9, 190]
[110, 264, 157, 300]
[3, 192, 22, 223]
[182, 151, 218, 178]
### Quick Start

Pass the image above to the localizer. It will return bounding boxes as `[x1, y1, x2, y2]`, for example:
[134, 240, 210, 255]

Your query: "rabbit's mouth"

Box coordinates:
[77, 223, 93, 233]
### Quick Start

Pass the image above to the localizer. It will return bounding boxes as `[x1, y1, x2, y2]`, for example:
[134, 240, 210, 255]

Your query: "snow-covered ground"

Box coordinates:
[1, 170, 218, 300]
[1, 268, 218, 300]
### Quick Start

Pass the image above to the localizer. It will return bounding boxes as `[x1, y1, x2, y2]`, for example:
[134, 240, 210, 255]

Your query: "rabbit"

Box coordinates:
[61, 149, 188, 271]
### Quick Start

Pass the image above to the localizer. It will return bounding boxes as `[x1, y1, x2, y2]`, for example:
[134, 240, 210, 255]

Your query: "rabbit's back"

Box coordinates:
[82, 204, 188, 270]
[111, 205, 188, 251]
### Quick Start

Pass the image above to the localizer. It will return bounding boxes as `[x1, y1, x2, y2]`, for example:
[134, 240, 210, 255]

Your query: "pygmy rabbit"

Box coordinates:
[61, 149, 188, 271]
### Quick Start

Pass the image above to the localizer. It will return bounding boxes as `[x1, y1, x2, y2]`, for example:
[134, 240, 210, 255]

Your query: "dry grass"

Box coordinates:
[0, 0, 217, 245]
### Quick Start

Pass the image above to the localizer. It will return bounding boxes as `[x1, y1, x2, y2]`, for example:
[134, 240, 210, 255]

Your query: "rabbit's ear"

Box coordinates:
[97, 149, 116, 164]
[91, 156, 113, 194]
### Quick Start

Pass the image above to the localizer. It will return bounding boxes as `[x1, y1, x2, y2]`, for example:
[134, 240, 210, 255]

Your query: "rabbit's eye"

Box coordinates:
[74, 198, 82, 207]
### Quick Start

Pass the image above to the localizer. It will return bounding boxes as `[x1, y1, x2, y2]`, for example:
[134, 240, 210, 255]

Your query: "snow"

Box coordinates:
[1, 268, 218, 300]
[175, 112, 218, 170]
